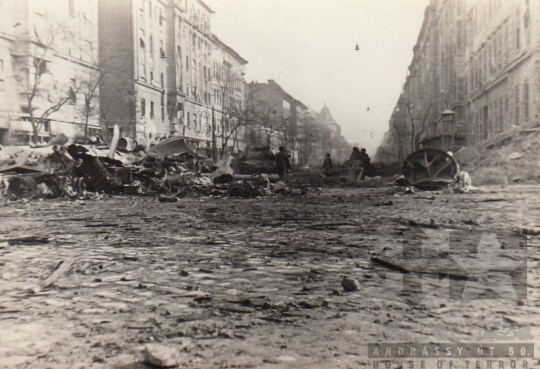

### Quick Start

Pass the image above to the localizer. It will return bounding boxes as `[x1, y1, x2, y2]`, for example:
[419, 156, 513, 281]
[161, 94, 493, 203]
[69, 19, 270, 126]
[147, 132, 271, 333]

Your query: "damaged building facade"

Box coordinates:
[99, 0, 247, 156]
[0, 0, 101, 146]
[378, 0, 540, 162]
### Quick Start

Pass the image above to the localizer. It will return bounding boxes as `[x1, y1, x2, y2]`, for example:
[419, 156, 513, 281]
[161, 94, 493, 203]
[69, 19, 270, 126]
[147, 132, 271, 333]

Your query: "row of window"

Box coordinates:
[140, 97, 165, 121]
[468, 8, 530, 93]
[469, 0, 503, 33]
[140, 0, 165, 26]
[182, 111, 232, 134]
[468, 82, 530, 142]
[21, 117, 51, 132]
[139, 37, 165, 61]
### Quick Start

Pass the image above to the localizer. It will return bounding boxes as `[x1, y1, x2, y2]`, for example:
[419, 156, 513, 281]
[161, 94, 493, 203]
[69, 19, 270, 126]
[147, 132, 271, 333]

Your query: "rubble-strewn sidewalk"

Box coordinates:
[1, 186, 540, 368]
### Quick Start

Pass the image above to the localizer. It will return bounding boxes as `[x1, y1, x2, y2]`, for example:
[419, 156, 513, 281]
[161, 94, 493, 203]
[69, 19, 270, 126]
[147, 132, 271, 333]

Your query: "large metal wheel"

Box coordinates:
[402, 148, 459, 188]
[7, 176, 38, 198]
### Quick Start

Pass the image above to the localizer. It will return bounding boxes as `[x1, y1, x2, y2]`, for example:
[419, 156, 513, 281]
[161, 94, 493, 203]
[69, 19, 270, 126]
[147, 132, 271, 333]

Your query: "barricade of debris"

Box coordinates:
[0, 127, 305, 201]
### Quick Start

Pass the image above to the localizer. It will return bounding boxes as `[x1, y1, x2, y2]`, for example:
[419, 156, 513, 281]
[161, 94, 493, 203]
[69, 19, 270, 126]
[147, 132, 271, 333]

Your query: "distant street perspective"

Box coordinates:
[1, 0, 540, 368]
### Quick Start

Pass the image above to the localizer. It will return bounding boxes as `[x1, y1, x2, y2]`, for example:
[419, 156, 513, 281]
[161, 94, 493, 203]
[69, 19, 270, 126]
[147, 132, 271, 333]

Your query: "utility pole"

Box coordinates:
[212, 106, 217, 161]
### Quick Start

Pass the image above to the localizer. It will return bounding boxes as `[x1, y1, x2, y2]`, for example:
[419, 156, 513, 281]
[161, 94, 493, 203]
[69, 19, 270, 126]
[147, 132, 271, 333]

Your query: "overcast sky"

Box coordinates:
[205, 0, 430, 154]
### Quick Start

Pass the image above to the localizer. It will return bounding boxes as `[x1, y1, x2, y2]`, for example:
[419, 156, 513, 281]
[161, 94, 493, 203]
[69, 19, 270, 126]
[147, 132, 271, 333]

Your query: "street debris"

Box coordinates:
[1, 184, 539, 368]
[0, 128, 307, 202]
[517, 227, 540, 236]
[0, 133, 499, 202]
[341, 276, 360, 292]
[373, 200, 393, 206]
[31, 258, 75, 294]
[509, 152, 524, 160]
[2, 236, 51, 245]
[402, 148, 459, 189]
[143, 344, 182, 368]
[371, 254, 469, 280]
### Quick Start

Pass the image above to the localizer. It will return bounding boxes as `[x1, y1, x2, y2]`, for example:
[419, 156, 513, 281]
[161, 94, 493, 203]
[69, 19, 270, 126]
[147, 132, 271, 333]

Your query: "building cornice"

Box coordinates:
[53, 52, 97, 69]
[211, 34, 248, 65]
[135, 80, 166, 93]
[195, 0, 214, 14]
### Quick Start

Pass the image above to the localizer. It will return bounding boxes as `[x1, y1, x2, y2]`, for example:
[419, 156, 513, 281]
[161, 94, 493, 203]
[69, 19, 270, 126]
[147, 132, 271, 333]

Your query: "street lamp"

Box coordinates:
[441, 109, 455, 151]
[441, 109, 455, 123]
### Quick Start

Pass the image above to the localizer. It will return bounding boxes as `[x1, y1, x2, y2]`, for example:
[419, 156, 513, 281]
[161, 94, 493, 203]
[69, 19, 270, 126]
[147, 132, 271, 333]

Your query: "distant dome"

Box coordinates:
[318, 103, 335, 123]
[316, 104, 341, 134]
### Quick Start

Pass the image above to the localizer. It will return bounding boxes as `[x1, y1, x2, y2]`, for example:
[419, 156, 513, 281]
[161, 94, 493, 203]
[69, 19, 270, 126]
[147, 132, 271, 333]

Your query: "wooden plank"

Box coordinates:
[32, 258, 75, 294]
[371, 256, 468, 279]
[370, 256, 410, 273]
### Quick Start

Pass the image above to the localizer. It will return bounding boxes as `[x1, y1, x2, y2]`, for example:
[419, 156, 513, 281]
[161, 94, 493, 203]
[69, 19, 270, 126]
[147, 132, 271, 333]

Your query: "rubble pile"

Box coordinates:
[457, 128, 540, 185]
[0, 134, 304, 201]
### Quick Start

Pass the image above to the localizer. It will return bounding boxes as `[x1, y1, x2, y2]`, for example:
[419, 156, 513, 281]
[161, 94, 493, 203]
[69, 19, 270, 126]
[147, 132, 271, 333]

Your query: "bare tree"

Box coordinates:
[206, 65, 261, 158]
[395, 99, 433, 155]
[14, 24, 73, 144]
[252, 105, 284, 149]
[78, 56, 105, 144]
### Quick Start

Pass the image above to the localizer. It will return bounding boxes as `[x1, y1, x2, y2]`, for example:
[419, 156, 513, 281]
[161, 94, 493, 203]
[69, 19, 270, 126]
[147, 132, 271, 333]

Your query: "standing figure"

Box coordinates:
[275, 146, 291, 182]
[348, 147, 363, 183]
[357, 148, 371, 181]
[322, 153, 333, 176]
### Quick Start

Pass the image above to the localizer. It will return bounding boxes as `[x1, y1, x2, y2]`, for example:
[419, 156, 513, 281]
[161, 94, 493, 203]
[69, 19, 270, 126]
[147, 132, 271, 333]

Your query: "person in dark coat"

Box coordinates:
[275, 146, 291, 182]
[357, 148, 371, 180]
[347, 147, 363, 182]
[349, 147, 362, 162]
[322, 153, 333, 176]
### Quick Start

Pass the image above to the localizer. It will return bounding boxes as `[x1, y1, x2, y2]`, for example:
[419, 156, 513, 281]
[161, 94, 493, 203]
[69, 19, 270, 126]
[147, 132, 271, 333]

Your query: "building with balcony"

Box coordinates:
[163, 0, 214, 155]
[0, 0, 101, 145]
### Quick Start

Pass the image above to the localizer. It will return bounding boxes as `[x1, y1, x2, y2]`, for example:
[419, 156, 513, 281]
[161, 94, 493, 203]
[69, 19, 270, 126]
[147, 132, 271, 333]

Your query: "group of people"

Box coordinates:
[274, 145, 371, 183]
[322, 147, 371, 180]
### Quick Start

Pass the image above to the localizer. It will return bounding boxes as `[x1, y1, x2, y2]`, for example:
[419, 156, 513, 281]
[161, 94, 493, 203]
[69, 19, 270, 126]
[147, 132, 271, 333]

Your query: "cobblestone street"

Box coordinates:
[2, 186, 540, 368]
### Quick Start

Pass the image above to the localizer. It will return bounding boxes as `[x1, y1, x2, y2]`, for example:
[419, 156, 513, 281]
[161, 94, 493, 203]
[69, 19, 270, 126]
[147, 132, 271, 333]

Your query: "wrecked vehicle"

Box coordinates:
[401, 148, 459, 189]
[0, 145, 77, 199]
[234, 147, 277, 175]
[0, 126, 309, 201]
